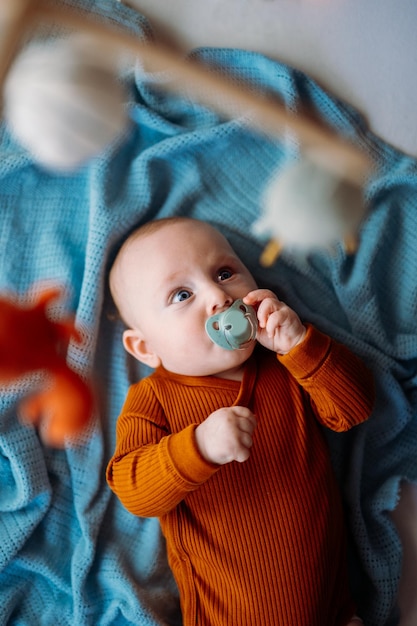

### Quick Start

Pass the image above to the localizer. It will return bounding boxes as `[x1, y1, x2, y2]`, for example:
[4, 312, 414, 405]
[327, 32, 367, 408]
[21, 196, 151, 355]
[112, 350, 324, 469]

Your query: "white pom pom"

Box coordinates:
[4, 36, 130, 171]
[253, 157, 366, 253]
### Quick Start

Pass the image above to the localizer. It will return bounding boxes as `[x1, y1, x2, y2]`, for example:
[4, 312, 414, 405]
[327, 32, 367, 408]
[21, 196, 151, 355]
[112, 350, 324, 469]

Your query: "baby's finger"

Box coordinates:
[239, 431, 254, 450]
[235, 452, 250, 463]
[264, 308, 291, 336]
[238, 417, 257, 436]
[234, 442, 252, 463]
[256, 297, 283, 329]
[243, 289, 277, 308]
[233, 406, 257, 428]
[232, 405, 254, 418]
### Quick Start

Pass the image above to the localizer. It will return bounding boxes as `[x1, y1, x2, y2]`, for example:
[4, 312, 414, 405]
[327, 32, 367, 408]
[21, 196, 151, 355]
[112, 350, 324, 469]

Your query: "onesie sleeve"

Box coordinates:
[278, 323, 375, 432]
[106, 381, 219, 517]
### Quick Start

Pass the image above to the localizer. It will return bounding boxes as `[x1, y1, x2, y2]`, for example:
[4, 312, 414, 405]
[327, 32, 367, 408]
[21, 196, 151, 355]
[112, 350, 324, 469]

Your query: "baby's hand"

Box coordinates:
[195, 406, 256, 465]
[243, 289, 306, 355]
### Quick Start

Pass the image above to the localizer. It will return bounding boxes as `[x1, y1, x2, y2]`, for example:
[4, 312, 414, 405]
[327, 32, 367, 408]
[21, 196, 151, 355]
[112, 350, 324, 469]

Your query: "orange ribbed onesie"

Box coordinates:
[107, 324, 375, 626]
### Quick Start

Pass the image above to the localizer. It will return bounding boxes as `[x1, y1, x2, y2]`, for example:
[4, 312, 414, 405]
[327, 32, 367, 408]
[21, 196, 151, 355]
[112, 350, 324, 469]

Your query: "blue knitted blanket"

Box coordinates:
[1, 1, 416, 624]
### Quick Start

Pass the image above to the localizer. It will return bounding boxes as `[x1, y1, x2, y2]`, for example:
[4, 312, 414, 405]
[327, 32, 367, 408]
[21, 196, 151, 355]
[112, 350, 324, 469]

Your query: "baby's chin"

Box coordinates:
[180, 341, 256, 379]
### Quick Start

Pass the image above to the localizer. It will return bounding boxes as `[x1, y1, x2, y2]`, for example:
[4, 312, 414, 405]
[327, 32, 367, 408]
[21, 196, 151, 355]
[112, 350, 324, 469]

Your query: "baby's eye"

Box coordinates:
[218, 268, 233, 281]
[172, 289, 192, 303]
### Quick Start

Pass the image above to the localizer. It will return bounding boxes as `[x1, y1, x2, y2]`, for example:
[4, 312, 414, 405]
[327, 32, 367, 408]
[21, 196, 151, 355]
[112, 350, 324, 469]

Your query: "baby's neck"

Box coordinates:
[215, 364, 246, 382]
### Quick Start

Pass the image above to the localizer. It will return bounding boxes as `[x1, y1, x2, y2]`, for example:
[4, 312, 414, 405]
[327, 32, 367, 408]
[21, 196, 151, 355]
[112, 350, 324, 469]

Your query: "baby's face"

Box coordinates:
[118, 220, 258, 379]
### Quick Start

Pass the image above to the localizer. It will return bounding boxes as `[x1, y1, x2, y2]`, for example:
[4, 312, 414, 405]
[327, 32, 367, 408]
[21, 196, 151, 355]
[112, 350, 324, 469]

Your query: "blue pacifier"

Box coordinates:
[205, 299, 258, 350]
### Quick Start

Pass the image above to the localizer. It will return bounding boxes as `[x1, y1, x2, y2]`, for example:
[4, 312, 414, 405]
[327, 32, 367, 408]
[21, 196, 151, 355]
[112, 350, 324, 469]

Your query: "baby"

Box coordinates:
[106, 216, 374, 626]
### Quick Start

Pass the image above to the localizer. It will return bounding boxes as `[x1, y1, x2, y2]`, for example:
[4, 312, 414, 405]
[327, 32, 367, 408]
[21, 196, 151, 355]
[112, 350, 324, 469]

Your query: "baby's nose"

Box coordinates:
[208, 286, 233, 314]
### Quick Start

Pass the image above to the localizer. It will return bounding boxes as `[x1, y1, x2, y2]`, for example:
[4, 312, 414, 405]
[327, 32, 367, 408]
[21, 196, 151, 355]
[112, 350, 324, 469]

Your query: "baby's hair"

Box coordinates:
[121, 215, 197, 250]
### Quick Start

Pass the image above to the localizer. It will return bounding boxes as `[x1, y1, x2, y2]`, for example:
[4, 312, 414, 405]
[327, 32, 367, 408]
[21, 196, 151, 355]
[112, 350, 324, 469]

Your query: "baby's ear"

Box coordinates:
[123, 329, 161, 369]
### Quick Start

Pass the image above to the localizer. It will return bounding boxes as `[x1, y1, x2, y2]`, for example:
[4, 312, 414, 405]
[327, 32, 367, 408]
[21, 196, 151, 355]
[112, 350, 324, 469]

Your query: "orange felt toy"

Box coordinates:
[0, 286, 94, 446]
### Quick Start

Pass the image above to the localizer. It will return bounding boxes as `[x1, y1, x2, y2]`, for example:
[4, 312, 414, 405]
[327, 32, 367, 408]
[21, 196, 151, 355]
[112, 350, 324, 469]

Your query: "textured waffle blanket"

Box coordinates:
[0, 1, 416, 624]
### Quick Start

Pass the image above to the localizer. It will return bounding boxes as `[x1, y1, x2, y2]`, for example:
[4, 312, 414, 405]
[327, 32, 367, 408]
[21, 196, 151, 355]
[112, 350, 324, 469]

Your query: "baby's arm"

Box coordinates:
[243, 289, 306, 355]
[107, 417, 217, 517]
[278, 322, 375, 432]
[107, 384, 256, 517]
[244, 288, 374, 431]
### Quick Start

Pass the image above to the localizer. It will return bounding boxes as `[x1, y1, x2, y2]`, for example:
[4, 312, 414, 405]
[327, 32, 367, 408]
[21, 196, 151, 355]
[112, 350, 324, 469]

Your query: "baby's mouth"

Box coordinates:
[205, 299, 258, 351]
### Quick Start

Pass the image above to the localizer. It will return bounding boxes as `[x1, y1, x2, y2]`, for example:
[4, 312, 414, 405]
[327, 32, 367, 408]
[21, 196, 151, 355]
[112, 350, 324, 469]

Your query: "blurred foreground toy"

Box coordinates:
[3, 35, 129, 171]
[0, 286, 94, 447]
[254, 157, 365, 263]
